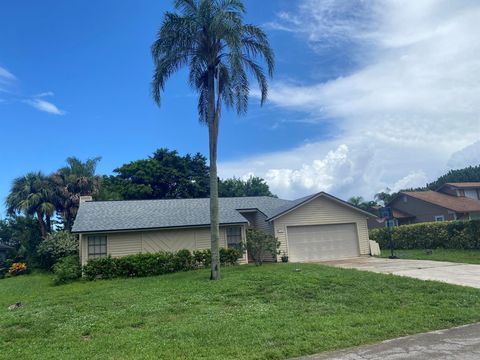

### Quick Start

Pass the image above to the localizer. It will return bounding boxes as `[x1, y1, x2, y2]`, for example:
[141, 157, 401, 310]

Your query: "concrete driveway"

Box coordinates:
[293, 323, 480, 360]
[321, 257, 480, 288]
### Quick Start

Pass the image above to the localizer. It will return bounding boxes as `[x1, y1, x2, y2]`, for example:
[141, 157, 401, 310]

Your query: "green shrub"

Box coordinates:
[220, 248, 243, 266]
[37, 231, 79, 270]
[193, 249, 211, 267]
[83, 248, 242, 280]
[246, 229, 280, 266]
[83, 256, 119, 280]
[369, 220, 480, 250]
[53, 256, 81, 285]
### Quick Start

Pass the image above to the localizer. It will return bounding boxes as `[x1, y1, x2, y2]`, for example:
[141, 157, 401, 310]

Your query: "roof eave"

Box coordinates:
[72, 221, 248, 234]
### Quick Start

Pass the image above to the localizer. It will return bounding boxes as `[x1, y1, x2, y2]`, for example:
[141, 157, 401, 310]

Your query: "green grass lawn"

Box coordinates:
[379, 249, 480, 264]
[1, 264, 480, 360]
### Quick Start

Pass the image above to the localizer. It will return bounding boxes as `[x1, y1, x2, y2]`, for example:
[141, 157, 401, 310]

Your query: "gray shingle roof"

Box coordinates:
[72, 192, 374, 233]
[266, 193, 317, 220]
[72, 196, 293, 233]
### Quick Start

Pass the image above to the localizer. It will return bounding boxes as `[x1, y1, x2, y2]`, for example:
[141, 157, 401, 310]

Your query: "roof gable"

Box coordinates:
[267, 192, 376, 221]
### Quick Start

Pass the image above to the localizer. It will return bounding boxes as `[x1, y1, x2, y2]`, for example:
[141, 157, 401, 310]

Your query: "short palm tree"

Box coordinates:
[6, 172, 56, 238]
[52, 157, 102, 231]
[151, 0, 274, 279]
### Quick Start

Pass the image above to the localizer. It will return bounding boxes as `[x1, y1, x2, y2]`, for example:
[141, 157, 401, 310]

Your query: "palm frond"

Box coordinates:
[151, 0, 274, 118]
[241, 25, 274, 77]
[174, 0, 198, 15]
[240, 57, 268, 104]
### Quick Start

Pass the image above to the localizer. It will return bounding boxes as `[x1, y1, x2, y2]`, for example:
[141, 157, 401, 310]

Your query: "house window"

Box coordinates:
[434, 215, 445, 222]
[464, 189, 478, 199]
[88, 235, 107, 258]
[226, 226, 242, 250]
[402, 196, 408, 203]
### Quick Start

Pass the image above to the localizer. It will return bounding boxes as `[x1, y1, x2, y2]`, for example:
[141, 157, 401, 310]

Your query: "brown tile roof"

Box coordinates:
[401, 191, 480, 212]
[444, 182, 480, 188]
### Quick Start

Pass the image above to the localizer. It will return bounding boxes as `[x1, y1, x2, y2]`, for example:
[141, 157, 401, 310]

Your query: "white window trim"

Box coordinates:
[434, 215, 445, 222]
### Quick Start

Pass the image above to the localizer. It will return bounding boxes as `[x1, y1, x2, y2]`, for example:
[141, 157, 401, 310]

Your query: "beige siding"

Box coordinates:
[273, 196, 370, 261]
[107, 232, 142, 257]
[142, 229, 196, 253]
[80, 225, 244, 264]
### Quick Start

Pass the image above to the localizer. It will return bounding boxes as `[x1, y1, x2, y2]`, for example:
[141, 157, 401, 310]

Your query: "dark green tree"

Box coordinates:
[219, 176, 274, 197]
[374, 188, 394, 205]
[0, 215, 42, 265]
[425, 165, 480, 190]
[101, 148, 210, 200]
[347, 196, 377, 211]
[151, 0, 274, 280]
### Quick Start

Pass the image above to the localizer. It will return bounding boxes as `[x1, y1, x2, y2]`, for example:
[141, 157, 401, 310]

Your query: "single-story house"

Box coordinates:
[72, 192, 375, 265]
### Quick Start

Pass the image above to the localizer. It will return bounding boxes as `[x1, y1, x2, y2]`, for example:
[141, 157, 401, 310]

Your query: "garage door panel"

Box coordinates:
[287, 223, 359, 262]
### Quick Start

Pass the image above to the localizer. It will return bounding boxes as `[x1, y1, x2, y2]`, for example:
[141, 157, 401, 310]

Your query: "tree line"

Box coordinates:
[2, 148, 274, 241]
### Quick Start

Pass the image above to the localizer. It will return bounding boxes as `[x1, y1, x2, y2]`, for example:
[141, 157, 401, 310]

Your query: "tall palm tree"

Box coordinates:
[151, 0, 274, 280]
[52, 157, 102, 231]
[6, 172, 56, 238]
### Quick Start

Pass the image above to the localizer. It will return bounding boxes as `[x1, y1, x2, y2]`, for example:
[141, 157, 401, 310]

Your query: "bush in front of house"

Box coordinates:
[192, 248, 242, 267]
[220, 248, 243, 265]
[369, 220, 480, 250]
[37, 231, 79, 270]
[246, 229, 280, 266]
[53, 256, 82, 285]
[83, 248, 242, 280]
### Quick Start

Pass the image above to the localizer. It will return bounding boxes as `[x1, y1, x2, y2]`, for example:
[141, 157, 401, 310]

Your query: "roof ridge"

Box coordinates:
[84, 195, 283, 203]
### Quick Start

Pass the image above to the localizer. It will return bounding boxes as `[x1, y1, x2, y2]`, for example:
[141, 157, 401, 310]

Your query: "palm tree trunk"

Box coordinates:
[208, 67, 220, 280]
[46, 215, 52, 233]
[36, 210, 48, 238]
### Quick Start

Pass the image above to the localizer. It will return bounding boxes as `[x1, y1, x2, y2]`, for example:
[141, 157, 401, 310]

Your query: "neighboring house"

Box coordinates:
[368, 182, 480, 229]
[72, 192, 375, 265]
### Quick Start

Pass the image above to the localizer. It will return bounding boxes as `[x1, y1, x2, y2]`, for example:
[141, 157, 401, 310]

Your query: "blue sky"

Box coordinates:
[1, 0, 479, 213]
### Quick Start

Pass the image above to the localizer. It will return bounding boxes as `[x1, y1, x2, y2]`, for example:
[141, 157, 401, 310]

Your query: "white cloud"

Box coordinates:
[0, 65, 65, 115]
[0, 66, 16, 82]
[25, 98, 65, 115]
[0, 66, 16, 92]
[219, 0, 480, 200]
[34, 91, 55, 98]
[447, 141, 480, 168]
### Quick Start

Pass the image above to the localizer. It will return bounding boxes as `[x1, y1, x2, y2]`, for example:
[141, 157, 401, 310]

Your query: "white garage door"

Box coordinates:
[287, 223, 360, 262]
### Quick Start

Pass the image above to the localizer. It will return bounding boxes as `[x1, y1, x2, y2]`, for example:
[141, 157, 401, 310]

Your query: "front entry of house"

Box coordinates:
[286, 223, 360, 262]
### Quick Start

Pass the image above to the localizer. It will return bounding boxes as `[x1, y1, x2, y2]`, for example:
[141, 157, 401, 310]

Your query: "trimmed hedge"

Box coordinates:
[369, 220, 480, 250]
[83, 248, 242, 280]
